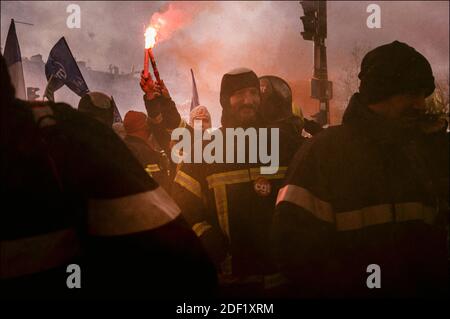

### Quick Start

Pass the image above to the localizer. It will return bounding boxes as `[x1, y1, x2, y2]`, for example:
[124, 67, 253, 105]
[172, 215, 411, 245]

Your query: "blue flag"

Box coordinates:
[190, 68, 200, 111]
[45, 37, 89, 99]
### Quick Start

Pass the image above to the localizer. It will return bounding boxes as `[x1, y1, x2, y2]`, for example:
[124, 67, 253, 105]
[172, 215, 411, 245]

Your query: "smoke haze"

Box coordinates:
[2, 1, 448, 125]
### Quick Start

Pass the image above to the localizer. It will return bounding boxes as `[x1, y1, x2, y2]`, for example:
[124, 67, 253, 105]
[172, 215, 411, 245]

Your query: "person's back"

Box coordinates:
[1, 55, 217, 299]
[275, 119, 448, 297]
[273, 41, 448, 298]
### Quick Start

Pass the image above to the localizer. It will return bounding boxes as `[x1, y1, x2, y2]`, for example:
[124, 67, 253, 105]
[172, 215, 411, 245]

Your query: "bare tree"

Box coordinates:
[335, 42, 372, 109]
[425, 73, 449, 125]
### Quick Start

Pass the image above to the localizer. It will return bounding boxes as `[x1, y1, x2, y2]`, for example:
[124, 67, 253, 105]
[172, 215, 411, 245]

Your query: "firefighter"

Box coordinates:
[170, 68, 297, 298]
[77, 91, 115, 127]
[259, 75, 323, 140]
[140, 73, 184, 152]
[259, 75, 298, 128]
[259, 75, 305, 155]
[139, 74, 184, 185]
[0, 54, 217, 299]
[123, 110, 171, 191]
[273, 41, 449, 298]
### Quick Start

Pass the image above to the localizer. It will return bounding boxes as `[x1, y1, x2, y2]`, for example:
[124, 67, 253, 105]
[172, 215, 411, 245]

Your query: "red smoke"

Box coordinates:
[149, 2, 215, 45]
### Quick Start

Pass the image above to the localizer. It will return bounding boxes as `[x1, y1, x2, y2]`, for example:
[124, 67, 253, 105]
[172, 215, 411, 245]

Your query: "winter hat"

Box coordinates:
[358, 40, 435, 104]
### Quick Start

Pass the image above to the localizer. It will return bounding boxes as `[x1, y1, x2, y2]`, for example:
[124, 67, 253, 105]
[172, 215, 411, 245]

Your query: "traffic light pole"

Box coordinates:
[314, 37, 330, 125]
[316, 1, 330, 125]
[300, 0, 332, 126]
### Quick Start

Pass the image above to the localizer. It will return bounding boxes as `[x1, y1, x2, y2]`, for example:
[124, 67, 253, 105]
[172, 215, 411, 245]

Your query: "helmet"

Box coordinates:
[78, 91, 114, 126]
[259, 75, 293, 124]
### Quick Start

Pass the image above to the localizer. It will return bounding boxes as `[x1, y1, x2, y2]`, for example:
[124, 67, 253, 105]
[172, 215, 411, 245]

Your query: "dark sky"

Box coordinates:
[2, 1, 449, 125]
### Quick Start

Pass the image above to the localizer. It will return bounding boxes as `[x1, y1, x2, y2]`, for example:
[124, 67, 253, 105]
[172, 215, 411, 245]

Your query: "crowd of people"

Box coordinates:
[1, 40, 448, 299]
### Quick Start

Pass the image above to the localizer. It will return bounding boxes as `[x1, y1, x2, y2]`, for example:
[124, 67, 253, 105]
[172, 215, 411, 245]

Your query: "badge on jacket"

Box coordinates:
[253, 176, 271, 197]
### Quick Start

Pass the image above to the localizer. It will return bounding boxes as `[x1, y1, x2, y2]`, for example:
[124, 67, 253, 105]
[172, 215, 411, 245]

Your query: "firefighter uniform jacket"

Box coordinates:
[1, 99, 217, 299]
[144, 95, 183, 152]
[144, 95, 187, 185]
[123, 135, 171, 191]
[171, 126, 299, 290]
[274, 93, 449, 298]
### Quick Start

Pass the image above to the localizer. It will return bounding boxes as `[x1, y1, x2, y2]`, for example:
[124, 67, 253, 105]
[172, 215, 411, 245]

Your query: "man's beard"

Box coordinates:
[396, 108, 427, 130]
[235, 103, 258, 127]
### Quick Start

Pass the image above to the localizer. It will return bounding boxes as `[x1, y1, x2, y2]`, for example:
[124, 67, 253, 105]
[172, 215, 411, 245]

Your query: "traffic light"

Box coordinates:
[27, 87, 40, 101]
[317, 1, 327, 38]
[311, 78, 333, 100]
[300, 1, 318, 41]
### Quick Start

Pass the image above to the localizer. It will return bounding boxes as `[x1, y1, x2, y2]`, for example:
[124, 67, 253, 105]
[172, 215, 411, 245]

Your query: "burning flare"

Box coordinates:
[143, 25, 161, 82]
[145, 26, 157, 49]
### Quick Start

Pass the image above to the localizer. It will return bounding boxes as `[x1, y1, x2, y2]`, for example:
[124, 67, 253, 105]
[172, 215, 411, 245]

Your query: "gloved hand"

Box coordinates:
[140, 72, 170, 100]
[140, 71, 161, 101]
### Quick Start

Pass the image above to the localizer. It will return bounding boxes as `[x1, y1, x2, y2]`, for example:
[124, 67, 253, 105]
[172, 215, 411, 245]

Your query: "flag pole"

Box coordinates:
[14, 20, 34, 26]
[43, 73, 54, 101]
